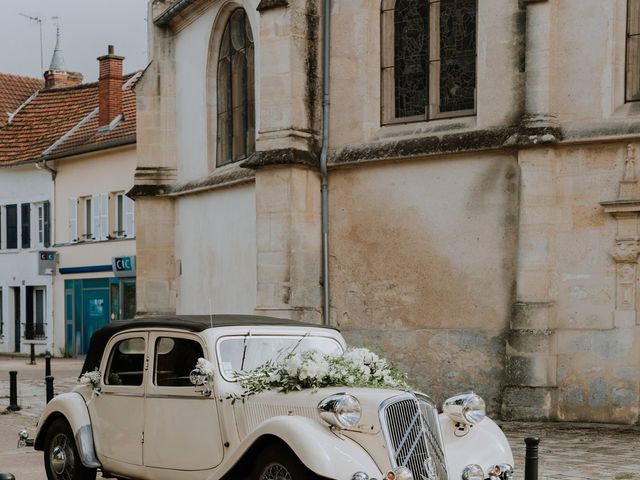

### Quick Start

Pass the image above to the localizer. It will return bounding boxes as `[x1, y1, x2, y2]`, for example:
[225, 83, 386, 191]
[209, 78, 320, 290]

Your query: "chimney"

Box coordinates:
[98, 45, 124, 128]
[66, 72, 84, 87]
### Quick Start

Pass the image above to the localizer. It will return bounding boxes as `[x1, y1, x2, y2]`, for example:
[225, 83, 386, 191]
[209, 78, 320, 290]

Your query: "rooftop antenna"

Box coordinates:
[19, 13, 44, 73]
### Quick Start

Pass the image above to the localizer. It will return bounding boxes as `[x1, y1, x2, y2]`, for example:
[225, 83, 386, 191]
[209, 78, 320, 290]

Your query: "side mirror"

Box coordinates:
[189, 369, 212, 397]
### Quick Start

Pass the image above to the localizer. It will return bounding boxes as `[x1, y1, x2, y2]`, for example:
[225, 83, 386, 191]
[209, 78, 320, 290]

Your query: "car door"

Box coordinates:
[143, 331, 224, 471]
[89, 332, 147, 466]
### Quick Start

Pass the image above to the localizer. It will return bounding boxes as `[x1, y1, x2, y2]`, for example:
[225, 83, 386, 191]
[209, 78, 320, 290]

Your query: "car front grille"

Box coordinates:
[380, 393, 448, 480]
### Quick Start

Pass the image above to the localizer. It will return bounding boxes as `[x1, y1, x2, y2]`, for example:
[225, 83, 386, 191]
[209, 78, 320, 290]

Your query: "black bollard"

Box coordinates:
[524, 437, 540, 480]
[45, 375, 54, 404]
[29, 344, 36, 365]
[0, 473, 16, 480]
[45, 354, 51, 377]
[7, 371, 20, 412]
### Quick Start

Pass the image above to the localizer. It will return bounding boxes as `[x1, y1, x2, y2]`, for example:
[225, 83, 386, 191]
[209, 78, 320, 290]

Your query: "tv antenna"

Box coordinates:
[19, 13, 45, 73]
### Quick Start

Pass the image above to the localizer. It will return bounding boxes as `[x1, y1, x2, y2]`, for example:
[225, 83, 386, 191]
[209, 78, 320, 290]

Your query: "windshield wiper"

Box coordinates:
[240, 332, 250, 372]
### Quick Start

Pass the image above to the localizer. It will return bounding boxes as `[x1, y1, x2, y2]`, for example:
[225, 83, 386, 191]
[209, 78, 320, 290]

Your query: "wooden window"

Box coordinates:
[6, 205, 17, 249]
[21, 204, 30, 249]
[627, 0, 640, 102]
[217, 9, 255, 166]
[381, 0, 477, 124]
[69, 198, 78, 243]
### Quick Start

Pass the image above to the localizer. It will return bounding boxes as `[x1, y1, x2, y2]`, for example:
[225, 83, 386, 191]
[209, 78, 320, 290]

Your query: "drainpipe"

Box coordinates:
[320, 0, 332, 326]
[35, 159, 57, 180]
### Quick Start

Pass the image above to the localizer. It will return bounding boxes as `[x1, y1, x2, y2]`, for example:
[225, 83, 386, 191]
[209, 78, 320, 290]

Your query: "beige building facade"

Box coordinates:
[135, 0, 640, 424]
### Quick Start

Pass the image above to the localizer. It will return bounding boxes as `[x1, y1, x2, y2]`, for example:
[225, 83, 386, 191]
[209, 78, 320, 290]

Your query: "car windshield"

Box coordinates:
[217, 335, 343, 381]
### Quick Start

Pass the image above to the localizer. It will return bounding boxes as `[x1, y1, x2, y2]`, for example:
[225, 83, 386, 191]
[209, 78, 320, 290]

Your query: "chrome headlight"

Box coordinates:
[386, 466, 414, 480]
[317, 393, 361, 428]
[488, 464, 514, 480]
[462, 464, 484, 480]
[443, 392, 486, 425]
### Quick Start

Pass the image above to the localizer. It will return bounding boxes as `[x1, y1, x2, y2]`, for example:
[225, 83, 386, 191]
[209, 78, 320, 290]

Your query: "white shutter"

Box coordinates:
[68, 198, 77, 243]
[100, 193, 109, 240]
[91, 194, 100, 240]
[124, 196, 135, 238]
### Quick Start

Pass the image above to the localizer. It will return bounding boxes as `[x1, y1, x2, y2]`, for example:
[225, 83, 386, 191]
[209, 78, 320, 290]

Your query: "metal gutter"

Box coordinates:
[320, 0, 332, 325]
[154, 0, 199, 26]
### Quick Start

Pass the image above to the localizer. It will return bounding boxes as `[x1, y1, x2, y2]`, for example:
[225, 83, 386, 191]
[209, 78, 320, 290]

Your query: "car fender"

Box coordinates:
[226, 416, 383, 480]
[440, 414, 514, 477]
[34, 392, 101, 469]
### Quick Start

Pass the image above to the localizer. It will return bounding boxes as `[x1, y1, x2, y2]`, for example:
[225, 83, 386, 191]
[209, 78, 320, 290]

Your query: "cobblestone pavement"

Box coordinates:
[1, 355, 639, 479]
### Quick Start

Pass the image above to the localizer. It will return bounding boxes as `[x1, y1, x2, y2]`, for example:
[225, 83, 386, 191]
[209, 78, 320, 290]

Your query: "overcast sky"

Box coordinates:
[0, 0, 148, 82]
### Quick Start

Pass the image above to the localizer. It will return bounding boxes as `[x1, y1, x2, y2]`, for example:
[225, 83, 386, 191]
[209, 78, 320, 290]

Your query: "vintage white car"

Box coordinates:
[33, 315, 514, 480]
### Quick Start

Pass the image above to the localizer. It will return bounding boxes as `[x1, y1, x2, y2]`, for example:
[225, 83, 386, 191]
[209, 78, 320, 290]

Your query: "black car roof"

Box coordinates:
[80, 314, 337, 376]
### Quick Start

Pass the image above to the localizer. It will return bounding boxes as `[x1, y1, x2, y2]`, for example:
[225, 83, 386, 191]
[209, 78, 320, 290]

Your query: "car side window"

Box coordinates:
[105, 337, 146, 386]
[154, 337, 204, 387]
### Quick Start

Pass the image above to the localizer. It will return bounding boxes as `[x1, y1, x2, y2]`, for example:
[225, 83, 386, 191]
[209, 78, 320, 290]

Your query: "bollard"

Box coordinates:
[45, 354, 51, 377]
[524, 437, 540, 480]
[0, 473, 16, 480]
[29, 344, 36, 365]
[7, 371, 20, 412]
[45, 375, 54, 404]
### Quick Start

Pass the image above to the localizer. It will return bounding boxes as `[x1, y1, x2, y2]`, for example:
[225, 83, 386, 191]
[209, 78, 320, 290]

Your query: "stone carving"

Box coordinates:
[611, 240, 640, 263]
[619, 263, 636, 282]
[623, 144, 636, 182]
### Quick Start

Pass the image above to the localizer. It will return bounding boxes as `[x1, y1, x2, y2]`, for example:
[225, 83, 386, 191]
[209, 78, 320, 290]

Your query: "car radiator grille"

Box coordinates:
[381, 394, 448, 480]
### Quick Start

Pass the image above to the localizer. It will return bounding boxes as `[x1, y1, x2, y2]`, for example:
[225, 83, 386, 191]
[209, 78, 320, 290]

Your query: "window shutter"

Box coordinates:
[43, 201, 51, 247]
[21, 204, 30, 249]
[6, 205, 17, 249]
[124, 196, 135, 238]
[69, 198, 77, 243]
[99, 193, 109, 241]
[91, 194, 100, 240]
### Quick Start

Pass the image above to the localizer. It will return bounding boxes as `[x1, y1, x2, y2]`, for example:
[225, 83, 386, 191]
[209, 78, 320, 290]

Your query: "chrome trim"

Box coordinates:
[145, 393, 213, 400]
[378, 392, 448, 480]
[99, 392, 144, 398]
[75, 424, 101, 469]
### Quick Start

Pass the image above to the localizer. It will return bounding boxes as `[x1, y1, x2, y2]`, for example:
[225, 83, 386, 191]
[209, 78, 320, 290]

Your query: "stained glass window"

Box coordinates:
[217, 9, 255, 166]
[382, 0, 477, 123]
[627, 0, 640, 102]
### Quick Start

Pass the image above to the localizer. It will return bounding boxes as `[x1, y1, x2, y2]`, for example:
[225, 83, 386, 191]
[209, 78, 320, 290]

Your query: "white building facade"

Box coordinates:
[0, 165, 54, 354]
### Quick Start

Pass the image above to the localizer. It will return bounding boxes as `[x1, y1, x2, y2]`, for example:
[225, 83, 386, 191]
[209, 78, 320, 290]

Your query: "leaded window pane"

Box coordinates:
[627, 0, 640, 102]
[437, 0, 476, 112]
[394, 0, 429, 118]
[382, 0, 477, 122]
[217, 9, 255, 166]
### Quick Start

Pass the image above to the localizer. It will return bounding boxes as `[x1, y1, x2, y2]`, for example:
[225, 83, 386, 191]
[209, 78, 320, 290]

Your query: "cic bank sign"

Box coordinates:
[112, 256, 136, 278]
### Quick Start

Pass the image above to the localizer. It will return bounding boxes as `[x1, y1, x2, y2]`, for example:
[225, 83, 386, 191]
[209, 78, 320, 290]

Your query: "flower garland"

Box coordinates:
[230, 347, 409, 402]
[190, 358, 216, 396]
[79, 368, 103, 403]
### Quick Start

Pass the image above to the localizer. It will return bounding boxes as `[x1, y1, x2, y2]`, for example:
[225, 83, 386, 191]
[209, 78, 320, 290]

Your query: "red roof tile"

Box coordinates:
[0, 73, 43, 128]
[0, 73, 138, 166]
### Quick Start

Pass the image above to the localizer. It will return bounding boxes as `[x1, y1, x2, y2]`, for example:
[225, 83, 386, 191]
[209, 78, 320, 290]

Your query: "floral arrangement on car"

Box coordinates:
[229, 347, 409, 403]
[79, 368, 103, 402]
[190, 357, 216, 397]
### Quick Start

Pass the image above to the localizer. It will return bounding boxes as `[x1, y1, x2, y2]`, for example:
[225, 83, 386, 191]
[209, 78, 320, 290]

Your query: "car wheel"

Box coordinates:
[251, 444, 320, 480]
[43, 419, 97, 480]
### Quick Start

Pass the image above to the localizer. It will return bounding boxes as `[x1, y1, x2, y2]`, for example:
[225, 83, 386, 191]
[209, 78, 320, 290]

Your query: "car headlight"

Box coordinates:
[386, 466, 414, 480]
[462, 464, 484, 480]
[488, 464, 514, 480]
[317, 393, 361, 428]
[443, 392, 486, 425]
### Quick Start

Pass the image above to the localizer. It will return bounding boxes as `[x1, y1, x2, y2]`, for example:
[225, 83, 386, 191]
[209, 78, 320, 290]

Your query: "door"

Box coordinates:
[81, 289, 110, 354]
[89, 333, 147, 466]
[143, 332, 224, 470]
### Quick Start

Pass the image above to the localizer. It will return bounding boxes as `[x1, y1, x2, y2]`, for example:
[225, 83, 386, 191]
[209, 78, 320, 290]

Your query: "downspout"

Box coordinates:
[35, 159, 57, 180]
[320, 0, 331, 325]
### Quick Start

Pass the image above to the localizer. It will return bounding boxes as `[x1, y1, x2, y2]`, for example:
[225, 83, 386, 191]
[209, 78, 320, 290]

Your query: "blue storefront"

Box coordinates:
[62, 256, 136, 356]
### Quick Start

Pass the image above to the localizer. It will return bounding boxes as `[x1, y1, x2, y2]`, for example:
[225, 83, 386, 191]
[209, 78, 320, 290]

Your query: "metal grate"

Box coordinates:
[381, 394, 448, 480]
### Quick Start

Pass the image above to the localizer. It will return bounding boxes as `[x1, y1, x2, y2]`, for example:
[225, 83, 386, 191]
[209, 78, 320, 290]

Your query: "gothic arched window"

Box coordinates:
[217, 8, 255, 166]
[381, 0, 477, 124]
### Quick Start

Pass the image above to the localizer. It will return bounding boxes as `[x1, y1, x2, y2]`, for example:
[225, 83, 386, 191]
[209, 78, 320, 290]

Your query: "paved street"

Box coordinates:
[0, 355, 638, 480]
